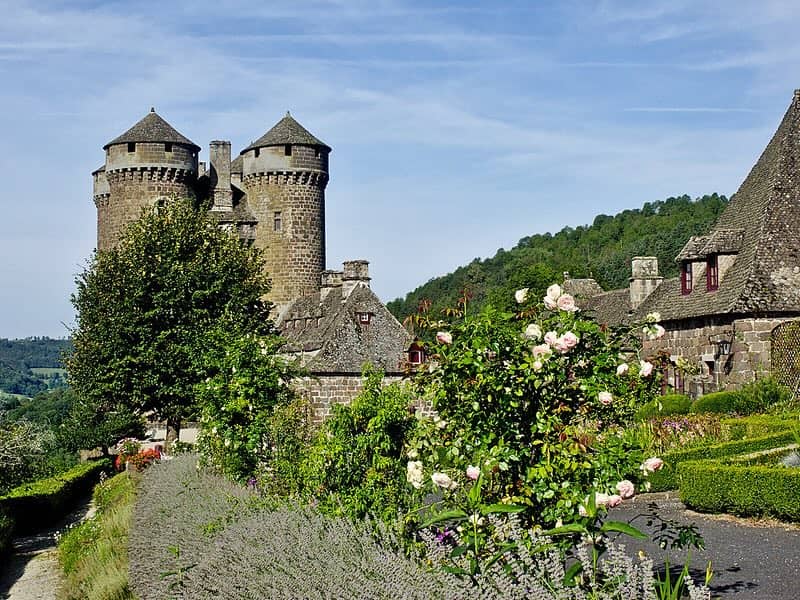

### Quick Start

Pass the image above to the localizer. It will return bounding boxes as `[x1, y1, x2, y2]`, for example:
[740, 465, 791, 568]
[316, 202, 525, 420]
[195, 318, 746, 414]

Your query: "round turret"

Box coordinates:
[97, 109, 199, 250]
[241, 112, 330, 306]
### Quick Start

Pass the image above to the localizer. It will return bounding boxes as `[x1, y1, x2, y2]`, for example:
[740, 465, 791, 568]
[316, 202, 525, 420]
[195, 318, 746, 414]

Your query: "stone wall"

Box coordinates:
[643, 315, 800, 394]
[294, 374, 434, 424]
[99, 168, 195, 250]
[243, 171, 327, 305]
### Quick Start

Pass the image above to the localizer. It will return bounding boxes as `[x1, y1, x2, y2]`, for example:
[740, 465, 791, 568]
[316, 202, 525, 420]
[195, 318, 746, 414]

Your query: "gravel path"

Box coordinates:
[0, 496, 95, 600]
[612, 492, 800, 599]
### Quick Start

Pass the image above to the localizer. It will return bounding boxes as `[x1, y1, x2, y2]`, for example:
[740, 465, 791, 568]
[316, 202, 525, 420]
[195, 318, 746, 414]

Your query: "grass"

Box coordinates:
[57, 472, 138, 600]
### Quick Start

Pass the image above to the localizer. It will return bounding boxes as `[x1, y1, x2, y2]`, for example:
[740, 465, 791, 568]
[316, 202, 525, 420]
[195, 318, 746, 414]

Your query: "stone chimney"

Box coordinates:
[342, 260, 370, 299]
[209, 140, 233, 211]
[320, 270, 343, 301]
[629, 256, 663, 310]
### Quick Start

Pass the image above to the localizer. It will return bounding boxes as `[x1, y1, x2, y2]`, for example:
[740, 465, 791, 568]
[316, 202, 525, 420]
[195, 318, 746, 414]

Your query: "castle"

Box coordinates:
[93, 110, 412, 418]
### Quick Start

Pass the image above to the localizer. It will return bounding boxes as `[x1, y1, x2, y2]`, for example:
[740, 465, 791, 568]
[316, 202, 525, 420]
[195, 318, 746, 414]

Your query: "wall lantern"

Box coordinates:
[708, 330, 734, 358]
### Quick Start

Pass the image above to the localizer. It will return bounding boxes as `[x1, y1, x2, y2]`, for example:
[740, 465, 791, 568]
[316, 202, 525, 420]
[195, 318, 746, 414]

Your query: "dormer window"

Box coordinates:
[164, 142, 172, 153]
[706, 255, 719, 291]
[407, 342, 425, 366]
[284, 144, 292, 156]
[681, 261, 693, 295]
[127, 142, 135, 153]
[357, 312, 371, 324]
[254, 148, 260, 158]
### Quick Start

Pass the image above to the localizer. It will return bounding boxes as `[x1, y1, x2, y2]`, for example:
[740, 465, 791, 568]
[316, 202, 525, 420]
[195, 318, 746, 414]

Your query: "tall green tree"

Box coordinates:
[67, 199, 274, 447]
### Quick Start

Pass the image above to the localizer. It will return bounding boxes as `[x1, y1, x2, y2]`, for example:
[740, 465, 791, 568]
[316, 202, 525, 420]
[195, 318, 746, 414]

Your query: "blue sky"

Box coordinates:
[2, 0, 800, 338]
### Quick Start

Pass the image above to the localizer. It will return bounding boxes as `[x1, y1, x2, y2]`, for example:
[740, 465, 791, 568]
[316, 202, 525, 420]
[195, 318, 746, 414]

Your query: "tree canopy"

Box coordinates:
[388, 194, 728, 320]
[66, 199, 275, 446]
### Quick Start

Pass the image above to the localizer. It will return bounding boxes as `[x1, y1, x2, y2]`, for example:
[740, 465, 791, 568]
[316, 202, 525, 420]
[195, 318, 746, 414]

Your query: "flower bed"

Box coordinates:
[0, 459, 111, 534]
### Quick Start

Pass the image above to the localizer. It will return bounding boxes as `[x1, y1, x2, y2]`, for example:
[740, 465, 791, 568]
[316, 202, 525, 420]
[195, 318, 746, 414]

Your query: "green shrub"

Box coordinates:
[690, 391, 739, 414]
[649, 430, 797, 491]
[304, 367, 418, 522]
[721, 414, 796, 441]
[679, 460, 800, 521]
[0, 506, 12, 558]
[58, 471, 137, 600]
[0, 459, 110, 534]
[636, 394, 693, 420]
[735, 376, 792, 415]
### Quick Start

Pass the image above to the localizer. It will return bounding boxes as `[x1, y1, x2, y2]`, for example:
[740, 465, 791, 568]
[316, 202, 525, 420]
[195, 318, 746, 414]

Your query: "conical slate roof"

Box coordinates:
[242, 112, 330, 153]
[103, 108, 200, 151]
[636, 89, 800, 321]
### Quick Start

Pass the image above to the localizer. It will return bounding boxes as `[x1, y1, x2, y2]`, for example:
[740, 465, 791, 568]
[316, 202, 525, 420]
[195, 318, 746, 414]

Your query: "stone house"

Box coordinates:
[93, 109, 413, 417]
[572, 89, 800, 396]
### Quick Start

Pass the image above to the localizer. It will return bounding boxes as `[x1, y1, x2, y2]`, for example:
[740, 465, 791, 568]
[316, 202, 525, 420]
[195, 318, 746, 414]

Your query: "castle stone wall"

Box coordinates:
[99, 169, 195, 250]
[243, 170, 327, 305]
[106, 142, 197, 172]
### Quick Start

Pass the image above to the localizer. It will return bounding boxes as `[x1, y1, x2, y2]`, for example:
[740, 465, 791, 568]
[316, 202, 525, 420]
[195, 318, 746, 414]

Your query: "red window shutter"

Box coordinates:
[681, 262, 693, 295]
[706, 255, 719, 291]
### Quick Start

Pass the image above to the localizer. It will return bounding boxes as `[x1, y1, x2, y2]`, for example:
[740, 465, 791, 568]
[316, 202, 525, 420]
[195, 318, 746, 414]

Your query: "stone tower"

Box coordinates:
[94, 109, 199, 250]
[240, 112, 330, 308]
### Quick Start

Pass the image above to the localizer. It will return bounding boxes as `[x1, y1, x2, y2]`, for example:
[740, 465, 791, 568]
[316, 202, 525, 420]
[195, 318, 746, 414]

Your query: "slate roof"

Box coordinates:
[636, 90, 800, 322]
[230, 155, 243, 174]
[104, 109, 200, 151]
[276, 284, 411, 373]
[242, 112, 330, 153]
[563, 277, 605, 299]
[582, 288, 632, 326]
[208, 201, 256, 225]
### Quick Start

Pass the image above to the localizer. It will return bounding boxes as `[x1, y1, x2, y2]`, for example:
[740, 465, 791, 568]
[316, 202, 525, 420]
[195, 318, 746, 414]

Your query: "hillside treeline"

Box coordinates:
[387, 194, 728, 320]
[0, 337, 71, 396]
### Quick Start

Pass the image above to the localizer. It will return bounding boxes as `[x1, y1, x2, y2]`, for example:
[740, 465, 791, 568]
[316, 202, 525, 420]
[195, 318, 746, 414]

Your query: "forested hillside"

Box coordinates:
[0, 337, 71, 397]
[387, 194, 728, 320]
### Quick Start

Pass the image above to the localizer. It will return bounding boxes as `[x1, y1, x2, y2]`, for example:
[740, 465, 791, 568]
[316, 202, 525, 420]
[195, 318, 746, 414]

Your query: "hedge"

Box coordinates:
[0, 459, 111, 535]
[636, 394, 693, 421]
[649, 430, 798, 491]
[679, 460, 800, 522]
[721, 414, 798, 441]
[690, 391, 739, 414]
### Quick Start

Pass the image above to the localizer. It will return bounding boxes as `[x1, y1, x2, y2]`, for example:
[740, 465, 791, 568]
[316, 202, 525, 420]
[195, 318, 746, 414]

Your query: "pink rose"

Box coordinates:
[640, 360, 654, 377]
[642, 457, 664, 473]
[532, 360, 543, 371]
[532, 343, 552, 359]
[543, 295, 558, 310]
[431, 472, 458, 490]
[544, 331, 558, 346]
[561, 331, 579, 348]
[524, 324, 542, 340]
[553, 337, 571, 354]
[616, 363, 629, 376]
[436, 331, 452, 345]
[606, 494, 623, 508]
[557, 294, 578, 312]
[594, 492, 610, 508]
[466, 465, 480, 480]
[616, 479, 635, 499]
[598, 391, 613, 405]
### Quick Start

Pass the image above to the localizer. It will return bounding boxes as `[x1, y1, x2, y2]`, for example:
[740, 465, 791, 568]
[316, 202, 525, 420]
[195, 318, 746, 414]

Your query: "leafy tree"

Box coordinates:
[5, 387, 75, 427]
[67, 198, 274, 449]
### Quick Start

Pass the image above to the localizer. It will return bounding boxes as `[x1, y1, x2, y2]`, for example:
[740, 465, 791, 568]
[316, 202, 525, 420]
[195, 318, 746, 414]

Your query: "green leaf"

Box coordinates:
[420, 509, 468, 528]
[600, 520, 648, 539]
[542, 523, 586, 536]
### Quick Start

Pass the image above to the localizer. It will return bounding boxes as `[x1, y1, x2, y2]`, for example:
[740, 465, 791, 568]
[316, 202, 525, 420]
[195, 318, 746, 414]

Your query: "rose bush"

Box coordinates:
[407, 285, 663, 527]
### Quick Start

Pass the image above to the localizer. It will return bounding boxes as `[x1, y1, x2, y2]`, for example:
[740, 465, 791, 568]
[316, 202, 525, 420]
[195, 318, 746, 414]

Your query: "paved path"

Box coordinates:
[0, 496, 95, 600]
[612, 492, 800, 599]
